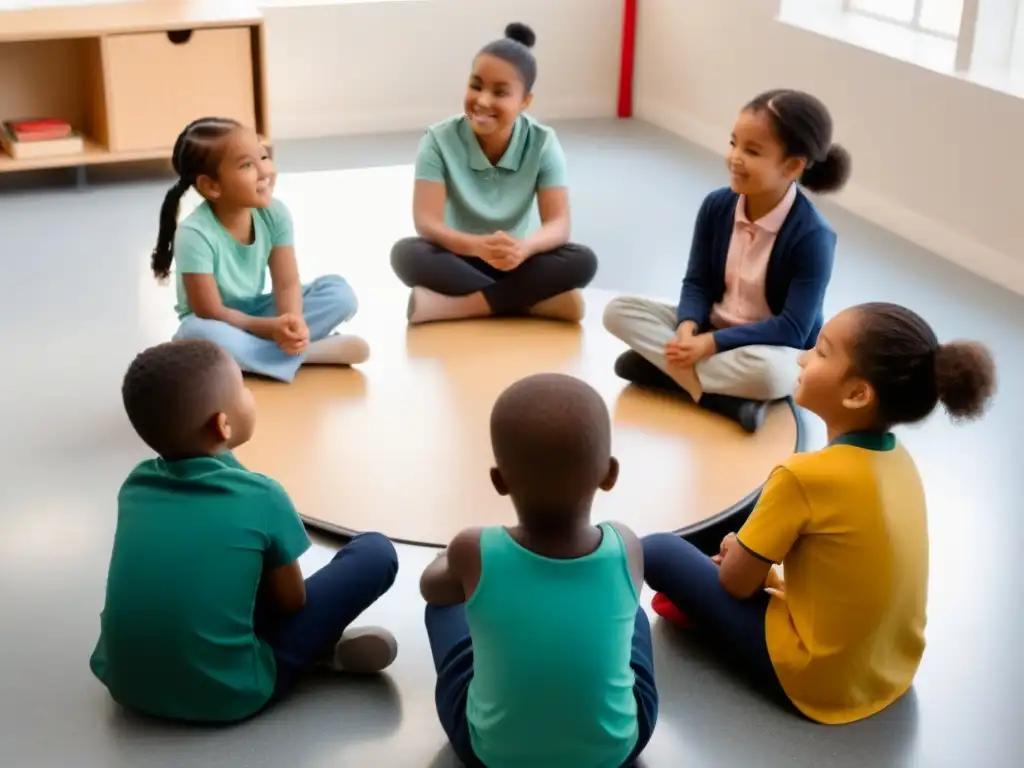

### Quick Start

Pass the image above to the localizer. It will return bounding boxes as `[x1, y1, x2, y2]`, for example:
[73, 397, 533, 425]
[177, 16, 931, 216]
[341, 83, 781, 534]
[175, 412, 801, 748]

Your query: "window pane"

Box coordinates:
[849, 0, 916, 23]
[919, 0, 963, 36]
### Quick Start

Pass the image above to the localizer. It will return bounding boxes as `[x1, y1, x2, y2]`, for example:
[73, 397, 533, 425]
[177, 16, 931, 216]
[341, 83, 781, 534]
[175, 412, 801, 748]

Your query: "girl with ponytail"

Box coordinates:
[156, 118, 368, 383]
[605, 89, 852, 433]
[644, 302, 995, 725]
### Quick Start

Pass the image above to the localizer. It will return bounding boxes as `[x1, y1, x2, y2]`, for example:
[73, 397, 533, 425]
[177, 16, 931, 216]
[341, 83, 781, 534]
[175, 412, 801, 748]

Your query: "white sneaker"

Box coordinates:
[329, 626, 398, 673]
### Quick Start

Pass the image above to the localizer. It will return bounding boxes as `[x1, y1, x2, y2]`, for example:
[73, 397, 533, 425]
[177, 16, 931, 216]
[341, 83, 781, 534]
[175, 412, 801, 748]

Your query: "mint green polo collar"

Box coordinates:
[830, 431, 896, 451]
[463, 115, 527, 171]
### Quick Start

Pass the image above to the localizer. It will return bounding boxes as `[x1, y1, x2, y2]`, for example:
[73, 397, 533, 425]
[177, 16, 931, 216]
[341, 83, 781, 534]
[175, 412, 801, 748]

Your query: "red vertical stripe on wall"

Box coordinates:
[618, 0, 637, 118]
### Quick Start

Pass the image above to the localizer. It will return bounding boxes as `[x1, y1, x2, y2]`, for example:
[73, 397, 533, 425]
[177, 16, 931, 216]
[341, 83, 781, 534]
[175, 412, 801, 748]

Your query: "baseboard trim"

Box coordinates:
[270, 98, 617, 141]
[636, 97, 1024, 297]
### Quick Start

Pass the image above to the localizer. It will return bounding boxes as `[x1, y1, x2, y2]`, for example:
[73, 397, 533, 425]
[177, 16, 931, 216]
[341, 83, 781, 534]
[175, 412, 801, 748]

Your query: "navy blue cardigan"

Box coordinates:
[676, 187, 837, 352]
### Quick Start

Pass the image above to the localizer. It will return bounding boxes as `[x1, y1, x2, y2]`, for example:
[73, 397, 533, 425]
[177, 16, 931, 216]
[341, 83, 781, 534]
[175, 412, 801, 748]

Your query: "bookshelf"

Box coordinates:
[0, 0, 271, 175]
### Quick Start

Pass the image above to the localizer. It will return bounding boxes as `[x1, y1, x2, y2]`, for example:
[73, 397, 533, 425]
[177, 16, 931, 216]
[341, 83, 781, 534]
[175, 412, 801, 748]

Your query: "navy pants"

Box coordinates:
[642, 533, 786, 700]
[424, 603, 659, 767]
[257, 532, 399, 698]
[390, 237, 598, 316]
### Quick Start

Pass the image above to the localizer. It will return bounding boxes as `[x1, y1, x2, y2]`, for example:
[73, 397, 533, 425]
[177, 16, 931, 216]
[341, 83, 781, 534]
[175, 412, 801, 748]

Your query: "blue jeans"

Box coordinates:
[257, 532, 399, 698]
[642, 533, 786, 700]
[425, 603, 659, 767]
[174, 274, 358, 383]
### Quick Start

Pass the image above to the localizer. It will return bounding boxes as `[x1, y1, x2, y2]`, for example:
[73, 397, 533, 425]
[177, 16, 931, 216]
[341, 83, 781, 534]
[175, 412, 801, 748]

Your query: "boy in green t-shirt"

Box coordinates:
[90, 339, 399, 723]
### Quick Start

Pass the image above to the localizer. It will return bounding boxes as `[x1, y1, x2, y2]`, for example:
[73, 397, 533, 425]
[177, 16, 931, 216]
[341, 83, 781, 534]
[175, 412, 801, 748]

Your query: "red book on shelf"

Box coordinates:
[5, 118, 73, 142]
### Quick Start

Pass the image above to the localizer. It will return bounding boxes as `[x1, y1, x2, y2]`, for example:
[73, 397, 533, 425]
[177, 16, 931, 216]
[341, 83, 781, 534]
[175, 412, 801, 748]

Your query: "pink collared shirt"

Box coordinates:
[710, 184, 797, 329]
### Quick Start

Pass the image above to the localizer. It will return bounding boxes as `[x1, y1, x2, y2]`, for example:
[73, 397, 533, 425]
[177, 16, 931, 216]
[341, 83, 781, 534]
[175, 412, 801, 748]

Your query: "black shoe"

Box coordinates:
[614, 351, 686, 395]
[700, 393, 767, 434]
[736, 400, 768, 434]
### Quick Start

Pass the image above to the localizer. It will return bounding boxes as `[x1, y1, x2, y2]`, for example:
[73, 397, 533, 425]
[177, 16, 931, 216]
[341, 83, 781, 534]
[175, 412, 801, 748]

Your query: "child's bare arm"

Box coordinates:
[183, 273, 279, 338]
[420, 528, 483, 605]
[263, 560, 306, 614]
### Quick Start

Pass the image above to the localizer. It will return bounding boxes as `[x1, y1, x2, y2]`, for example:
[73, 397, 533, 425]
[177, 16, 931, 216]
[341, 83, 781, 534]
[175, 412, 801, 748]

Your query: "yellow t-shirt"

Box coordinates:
[737, 432, 928, 725]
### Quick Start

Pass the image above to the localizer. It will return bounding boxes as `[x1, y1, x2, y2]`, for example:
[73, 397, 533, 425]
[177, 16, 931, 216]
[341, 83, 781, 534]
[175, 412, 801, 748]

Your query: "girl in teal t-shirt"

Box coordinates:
[420, 372, 659, 767]
[390, 23, 598, 325]
[152, 117, 368, 383]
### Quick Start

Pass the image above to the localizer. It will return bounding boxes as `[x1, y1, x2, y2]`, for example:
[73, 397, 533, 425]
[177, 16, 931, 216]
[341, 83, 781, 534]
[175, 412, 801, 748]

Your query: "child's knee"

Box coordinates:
[640, 532, 681, 572]
[345, 532, 399, 582]
[564, 243, 598, 284]
[602, 297, 637, 338]
[314, 274, 359, 322]
[173, 315, 212, 341]
[173, 315, 236, 346]
[735, 348, 798, 400]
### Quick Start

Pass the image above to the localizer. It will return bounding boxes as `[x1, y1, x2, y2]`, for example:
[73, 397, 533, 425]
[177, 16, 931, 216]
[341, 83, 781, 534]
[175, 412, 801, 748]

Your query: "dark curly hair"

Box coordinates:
[122, 339, 236, 458]
[745, 89, 852, 194]
[151, 117, 242, 281]
[850, 302, 996, 429]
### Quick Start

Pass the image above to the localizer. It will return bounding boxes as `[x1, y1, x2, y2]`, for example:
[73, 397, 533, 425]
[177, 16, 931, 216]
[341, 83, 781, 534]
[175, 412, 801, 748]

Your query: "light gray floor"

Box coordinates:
[1, 120, 1021, 768]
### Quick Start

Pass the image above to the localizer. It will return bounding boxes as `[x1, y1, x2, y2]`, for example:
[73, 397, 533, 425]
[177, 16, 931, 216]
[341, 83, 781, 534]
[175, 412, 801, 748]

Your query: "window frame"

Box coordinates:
[843, 0, 963, 41]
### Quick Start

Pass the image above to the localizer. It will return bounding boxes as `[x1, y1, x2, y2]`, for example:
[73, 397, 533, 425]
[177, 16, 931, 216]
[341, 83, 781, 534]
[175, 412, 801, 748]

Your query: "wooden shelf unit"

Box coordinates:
[0, 0, 270, 174]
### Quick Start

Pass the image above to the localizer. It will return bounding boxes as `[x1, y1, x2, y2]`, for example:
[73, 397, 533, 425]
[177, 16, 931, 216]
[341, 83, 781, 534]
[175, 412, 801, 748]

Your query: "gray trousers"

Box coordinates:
[602, 296, 802, 401]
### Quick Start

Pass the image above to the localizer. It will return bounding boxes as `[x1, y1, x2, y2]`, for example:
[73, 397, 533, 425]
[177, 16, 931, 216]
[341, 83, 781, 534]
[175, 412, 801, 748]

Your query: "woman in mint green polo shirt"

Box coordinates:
[391, 23, 598, 324]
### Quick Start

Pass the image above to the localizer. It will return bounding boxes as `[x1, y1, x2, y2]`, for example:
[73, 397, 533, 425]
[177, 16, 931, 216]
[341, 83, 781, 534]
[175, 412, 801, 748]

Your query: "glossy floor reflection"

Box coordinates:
[0, 119, 1021, 767]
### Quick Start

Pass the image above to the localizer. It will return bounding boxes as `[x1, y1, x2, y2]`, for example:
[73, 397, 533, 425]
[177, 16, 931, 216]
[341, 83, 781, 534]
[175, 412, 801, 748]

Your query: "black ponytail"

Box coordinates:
[150, 116, 242, 281]
[745, 89, 851, 195]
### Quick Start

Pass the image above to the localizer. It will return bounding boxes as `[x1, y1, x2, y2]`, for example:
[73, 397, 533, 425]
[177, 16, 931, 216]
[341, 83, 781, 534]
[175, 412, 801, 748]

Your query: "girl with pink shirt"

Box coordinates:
[604, 89, 851, 432]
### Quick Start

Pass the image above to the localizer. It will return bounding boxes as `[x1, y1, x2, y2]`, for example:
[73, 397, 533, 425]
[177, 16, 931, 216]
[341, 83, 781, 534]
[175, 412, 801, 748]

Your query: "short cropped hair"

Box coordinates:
[121, 339, 235, 458]
[490, 373, 611, 510]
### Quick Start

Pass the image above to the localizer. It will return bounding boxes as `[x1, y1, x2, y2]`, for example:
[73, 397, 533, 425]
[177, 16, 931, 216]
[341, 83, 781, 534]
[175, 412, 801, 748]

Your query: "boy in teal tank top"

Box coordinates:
[420, 373, 659, 767]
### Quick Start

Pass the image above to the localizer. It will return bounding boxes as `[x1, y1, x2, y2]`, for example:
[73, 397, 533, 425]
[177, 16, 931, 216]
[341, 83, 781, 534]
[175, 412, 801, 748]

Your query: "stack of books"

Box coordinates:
[0, 117, 84, 161]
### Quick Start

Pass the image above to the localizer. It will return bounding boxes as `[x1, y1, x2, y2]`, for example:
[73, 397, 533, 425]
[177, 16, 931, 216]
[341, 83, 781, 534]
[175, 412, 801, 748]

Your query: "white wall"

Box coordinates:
[634, 0, 1022, 296]
[262, 0, 623, 138]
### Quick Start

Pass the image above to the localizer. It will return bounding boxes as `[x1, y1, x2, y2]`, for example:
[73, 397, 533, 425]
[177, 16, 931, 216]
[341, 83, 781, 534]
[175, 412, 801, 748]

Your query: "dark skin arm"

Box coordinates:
[518, 186, 571, 259]
[413, 180, 487, 258]
[261, 560, 306, 614]
[715, 532, 774, 599]
[419, 527, 483, 606]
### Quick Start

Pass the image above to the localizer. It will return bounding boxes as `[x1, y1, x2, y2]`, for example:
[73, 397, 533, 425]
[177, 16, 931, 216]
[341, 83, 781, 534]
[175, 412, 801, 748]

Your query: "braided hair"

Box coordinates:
[151, 117, 241, 280]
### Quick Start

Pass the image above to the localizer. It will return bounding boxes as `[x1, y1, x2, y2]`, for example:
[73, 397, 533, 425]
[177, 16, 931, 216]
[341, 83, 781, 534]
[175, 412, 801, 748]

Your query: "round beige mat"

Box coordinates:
[234, 291, 799, 547]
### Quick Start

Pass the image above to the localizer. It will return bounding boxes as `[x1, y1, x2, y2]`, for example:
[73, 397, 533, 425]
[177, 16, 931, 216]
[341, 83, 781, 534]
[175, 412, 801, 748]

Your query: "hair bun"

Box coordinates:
[934, 341, 996, 422]
[505, 22, 536, 48]
[799, 143, 852, 195]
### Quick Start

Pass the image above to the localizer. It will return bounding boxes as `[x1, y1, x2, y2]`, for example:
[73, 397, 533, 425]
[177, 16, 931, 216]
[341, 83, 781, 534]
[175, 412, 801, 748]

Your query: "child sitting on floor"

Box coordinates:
[604, 89, 851, 433]
[390, 23, 598, 325]
[90, 339, 399, 724]
[154, 117, 368, 383]
[643, 302, 996, 725]
[419, 373, 659, 767]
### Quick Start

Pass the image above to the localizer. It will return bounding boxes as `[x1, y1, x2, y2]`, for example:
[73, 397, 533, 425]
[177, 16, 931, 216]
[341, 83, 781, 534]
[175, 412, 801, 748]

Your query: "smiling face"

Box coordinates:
[199, 127, 275, 209]
[727, 108, 804, 200]
[464, 53, 532, 140]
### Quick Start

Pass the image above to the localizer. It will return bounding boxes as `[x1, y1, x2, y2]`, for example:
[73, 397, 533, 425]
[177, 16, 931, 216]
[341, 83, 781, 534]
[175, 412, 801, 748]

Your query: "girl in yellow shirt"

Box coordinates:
[644, 302, 996, 723]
